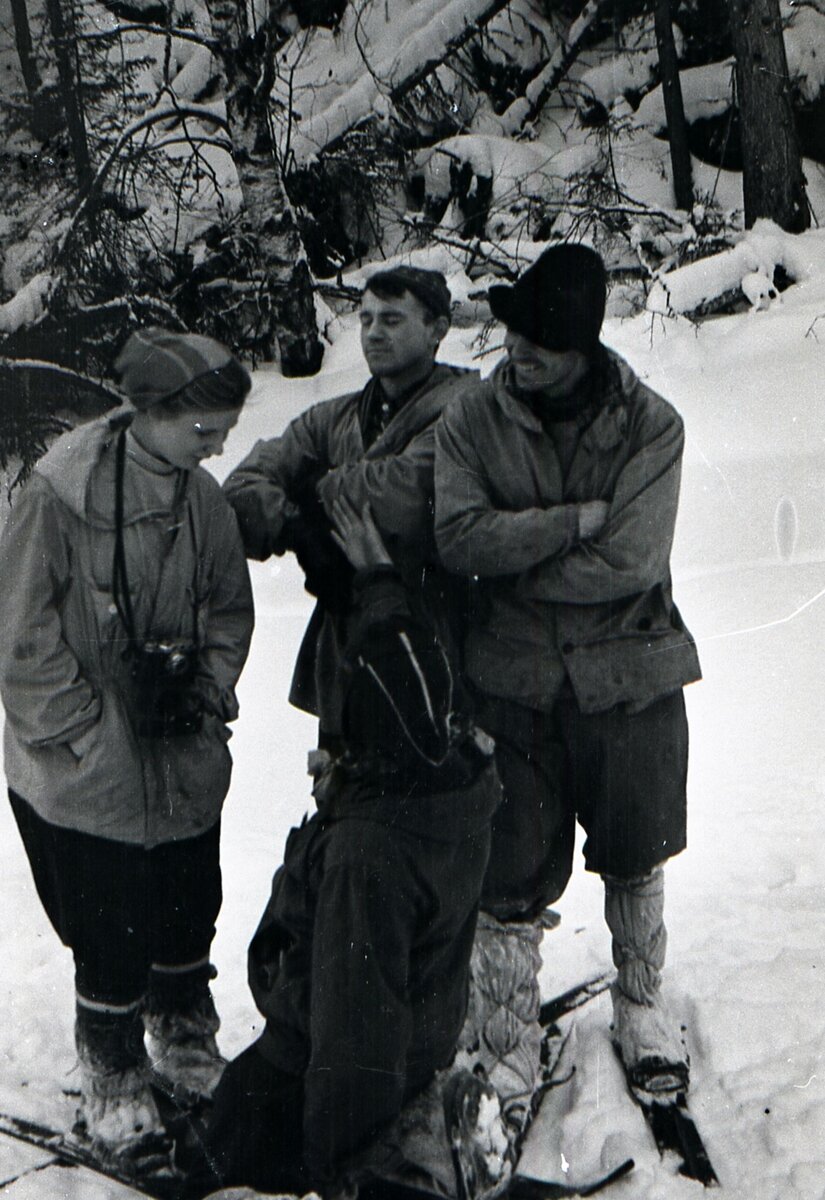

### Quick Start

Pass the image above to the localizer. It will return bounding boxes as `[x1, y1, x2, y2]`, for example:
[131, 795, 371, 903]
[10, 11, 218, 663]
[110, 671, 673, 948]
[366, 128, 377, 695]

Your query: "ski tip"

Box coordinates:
[508, 1158, 634, 1199]
[579, 1157, 635, 1195]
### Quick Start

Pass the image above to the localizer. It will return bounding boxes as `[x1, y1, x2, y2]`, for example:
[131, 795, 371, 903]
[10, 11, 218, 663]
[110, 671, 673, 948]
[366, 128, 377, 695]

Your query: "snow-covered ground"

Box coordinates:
[2, 231, 825, 1198]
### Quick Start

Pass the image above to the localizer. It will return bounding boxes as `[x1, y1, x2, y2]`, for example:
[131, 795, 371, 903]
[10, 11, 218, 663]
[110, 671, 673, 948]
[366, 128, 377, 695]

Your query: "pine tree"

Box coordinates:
[727, 0, 809, 232]
[204, 0, 323, 376]
[654, 0, 693, 211]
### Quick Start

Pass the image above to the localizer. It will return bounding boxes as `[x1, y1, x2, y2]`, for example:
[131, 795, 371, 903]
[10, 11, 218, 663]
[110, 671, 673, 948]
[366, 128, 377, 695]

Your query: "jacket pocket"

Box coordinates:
[166, 715, 233, 811]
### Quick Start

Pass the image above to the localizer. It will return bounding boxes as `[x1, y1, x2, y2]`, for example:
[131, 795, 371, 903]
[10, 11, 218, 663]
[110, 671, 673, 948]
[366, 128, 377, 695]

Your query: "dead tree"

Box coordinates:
[654, 0, 693, 211]
[727, 0, 809, 233]
[205, 0, 323, 376]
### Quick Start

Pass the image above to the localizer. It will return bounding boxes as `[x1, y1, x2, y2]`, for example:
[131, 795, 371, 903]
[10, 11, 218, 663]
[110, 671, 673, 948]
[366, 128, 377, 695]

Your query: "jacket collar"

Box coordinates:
[37, 415, 189, 529]
[364, 363, 472, 457]
[489, 351, 630, 454]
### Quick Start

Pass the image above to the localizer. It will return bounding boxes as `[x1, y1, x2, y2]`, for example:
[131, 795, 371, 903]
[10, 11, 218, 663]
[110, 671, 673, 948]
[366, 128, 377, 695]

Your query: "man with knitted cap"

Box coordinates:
[434, 243, 702, 1105]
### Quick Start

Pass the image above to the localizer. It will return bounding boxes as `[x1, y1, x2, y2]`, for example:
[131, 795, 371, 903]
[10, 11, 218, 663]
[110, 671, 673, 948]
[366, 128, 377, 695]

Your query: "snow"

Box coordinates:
[579, 15, 681, 109]
[784, 0, 825, 103]
[3, 228, 825, 1196]
[0, 274, 55, 335]
[635, 60, 735, 135]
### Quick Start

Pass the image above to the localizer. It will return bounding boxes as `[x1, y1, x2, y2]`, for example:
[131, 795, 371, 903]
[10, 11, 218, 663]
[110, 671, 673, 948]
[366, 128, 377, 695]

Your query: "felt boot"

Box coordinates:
[74, 998, 168, 1163]
[144, 962, 226, 1104]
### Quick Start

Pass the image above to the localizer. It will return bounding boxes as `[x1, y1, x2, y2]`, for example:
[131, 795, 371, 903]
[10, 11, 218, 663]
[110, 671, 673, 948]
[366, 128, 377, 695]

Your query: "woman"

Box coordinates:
[0, 328, 254, 1167]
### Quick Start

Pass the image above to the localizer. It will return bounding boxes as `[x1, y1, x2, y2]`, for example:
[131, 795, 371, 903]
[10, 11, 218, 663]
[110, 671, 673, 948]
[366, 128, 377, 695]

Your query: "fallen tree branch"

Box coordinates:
[76, 22, 218, 51]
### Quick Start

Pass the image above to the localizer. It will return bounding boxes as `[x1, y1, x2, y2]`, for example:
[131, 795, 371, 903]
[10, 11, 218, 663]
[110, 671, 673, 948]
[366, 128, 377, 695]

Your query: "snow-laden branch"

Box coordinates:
[288, 0, 513, 161]
[497, 0, 606, 134]
[389, 0, 510, 103]
[0, 275, 56, 335]
[0, 358, 124, 412]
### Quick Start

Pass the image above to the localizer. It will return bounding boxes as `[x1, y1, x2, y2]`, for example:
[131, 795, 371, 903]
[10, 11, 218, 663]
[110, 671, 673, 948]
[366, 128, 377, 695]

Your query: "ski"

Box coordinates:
[508, 1159, 634, 1198]
[627, 1088, 718, 1188]
[0, 978, 625, 1200]
[539, 972, 614, 1032]
[541, 973, 718, 1188]
[359, 1158, 634, 1200]
[0, 1108, 182, 1199]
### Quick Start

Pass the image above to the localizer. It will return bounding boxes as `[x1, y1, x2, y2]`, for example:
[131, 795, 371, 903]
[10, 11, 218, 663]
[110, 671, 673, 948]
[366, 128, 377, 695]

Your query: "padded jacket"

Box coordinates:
[434, 351, 701, 714]
[223, 364, 475, 733]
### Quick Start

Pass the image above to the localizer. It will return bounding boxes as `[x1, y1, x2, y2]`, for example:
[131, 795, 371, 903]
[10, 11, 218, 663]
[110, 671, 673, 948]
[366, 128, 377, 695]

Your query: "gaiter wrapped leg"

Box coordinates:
[603, 868, 689, 1093]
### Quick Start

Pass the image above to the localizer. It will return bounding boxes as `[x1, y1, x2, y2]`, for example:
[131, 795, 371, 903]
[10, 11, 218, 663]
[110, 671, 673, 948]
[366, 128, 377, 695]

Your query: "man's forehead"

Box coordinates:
[360, 288, 423, 316]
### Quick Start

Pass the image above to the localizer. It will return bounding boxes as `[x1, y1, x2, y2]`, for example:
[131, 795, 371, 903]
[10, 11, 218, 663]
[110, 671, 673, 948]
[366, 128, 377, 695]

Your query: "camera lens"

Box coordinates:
[166, 650, 189, 675]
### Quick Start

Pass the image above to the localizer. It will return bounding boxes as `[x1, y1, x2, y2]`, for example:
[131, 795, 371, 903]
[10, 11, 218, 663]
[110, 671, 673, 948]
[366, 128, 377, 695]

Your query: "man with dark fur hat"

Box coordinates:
[434, 243, 701, 1096]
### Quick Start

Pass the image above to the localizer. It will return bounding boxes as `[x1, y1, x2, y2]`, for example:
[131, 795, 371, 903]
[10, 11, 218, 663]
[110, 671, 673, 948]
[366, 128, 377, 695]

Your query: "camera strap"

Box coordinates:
[113, 430, 138, 645]
[111, 429, 198, 650]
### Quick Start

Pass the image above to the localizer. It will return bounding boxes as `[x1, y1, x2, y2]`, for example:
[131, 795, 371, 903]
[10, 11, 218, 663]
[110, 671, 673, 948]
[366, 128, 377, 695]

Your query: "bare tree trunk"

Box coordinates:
[727, 0, 809, 232]
[11, 0, 64, 140]
[11, 0, 51, 139]
[44, 0, 92, 190]
[205, 0, 323, 376]
[654, 0, 693, 211]
[10, 0, 42, 98]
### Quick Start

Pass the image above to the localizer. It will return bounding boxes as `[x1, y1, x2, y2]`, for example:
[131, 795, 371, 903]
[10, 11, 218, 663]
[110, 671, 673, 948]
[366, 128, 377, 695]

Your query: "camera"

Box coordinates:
[127, 639, 203, 738]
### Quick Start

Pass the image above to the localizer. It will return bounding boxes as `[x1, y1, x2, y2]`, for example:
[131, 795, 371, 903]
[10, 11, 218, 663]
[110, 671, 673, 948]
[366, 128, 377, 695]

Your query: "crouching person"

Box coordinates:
[0, 329, 254, 1169]
[195, 499, 503, 1200]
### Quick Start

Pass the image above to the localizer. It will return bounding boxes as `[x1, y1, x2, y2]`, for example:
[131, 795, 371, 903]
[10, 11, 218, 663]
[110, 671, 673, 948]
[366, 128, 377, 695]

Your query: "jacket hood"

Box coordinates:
[34, 416, 121, 520]
[34, 413, 198, 530]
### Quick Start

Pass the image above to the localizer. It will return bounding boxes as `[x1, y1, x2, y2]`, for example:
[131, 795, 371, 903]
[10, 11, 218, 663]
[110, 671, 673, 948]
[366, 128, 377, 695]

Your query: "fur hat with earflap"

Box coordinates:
[488, 244, 607, 358]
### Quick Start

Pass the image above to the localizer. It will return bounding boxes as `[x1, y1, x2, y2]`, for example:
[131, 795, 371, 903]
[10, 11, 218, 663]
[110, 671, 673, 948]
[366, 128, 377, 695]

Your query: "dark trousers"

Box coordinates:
[477, 689, 689, 920]
[9, 790, 222, 1006]
[208, 808, 491, 1191]
[189, 1044, 309, 1196]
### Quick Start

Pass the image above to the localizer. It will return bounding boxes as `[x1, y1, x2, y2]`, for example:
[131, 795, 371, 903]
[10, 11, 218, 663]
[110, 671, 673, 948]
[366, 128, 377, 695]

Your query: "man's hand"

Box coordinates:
[578, 500, 609, 541]
[331, 496, 393, 571]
